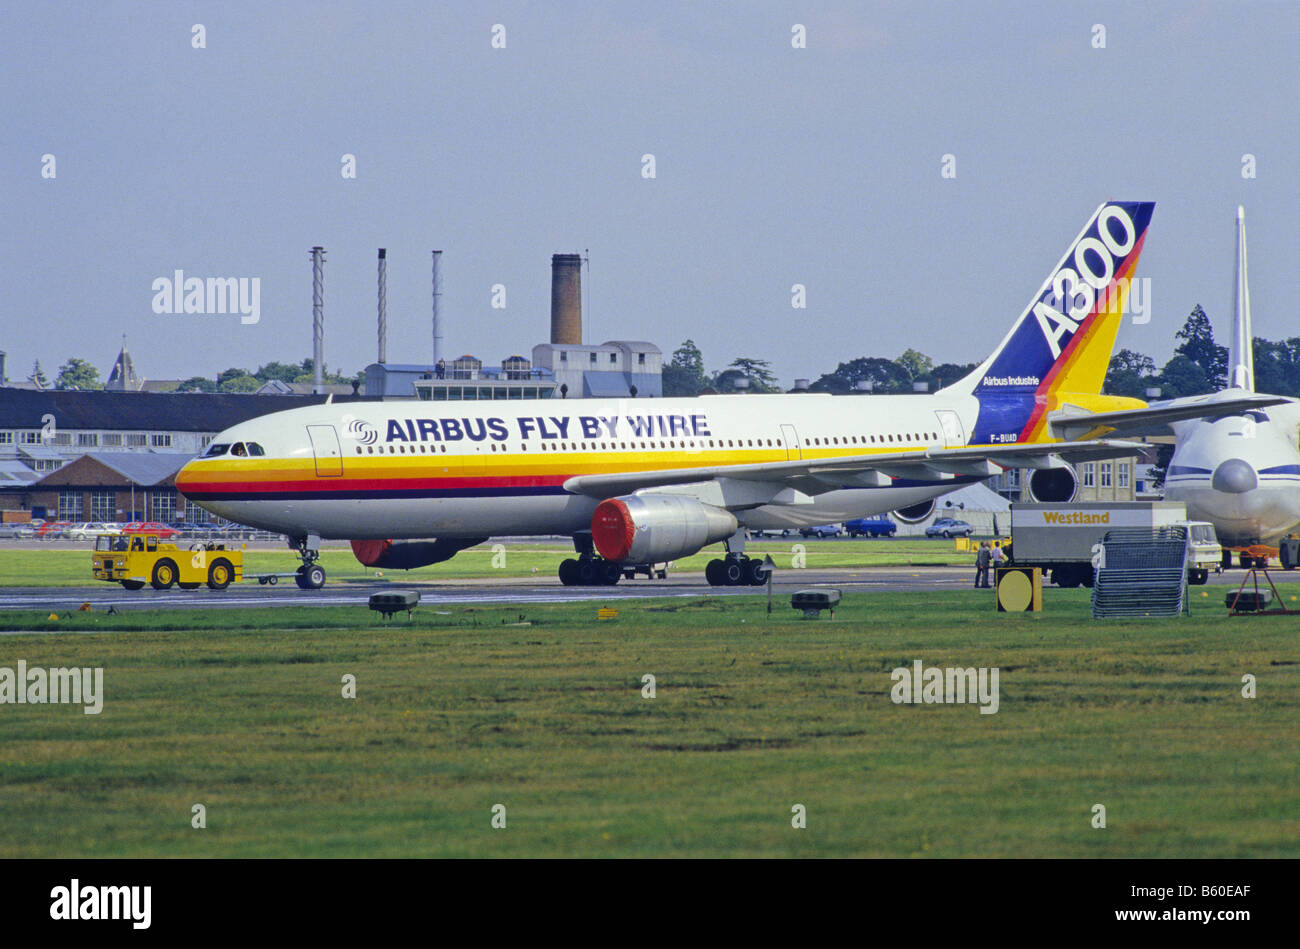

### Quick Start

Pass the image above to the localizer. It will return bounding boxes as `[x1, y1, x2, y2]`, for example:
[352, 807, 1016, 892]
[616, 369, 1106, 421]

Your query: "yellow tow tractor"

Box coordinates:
[92, 533, 244, 591]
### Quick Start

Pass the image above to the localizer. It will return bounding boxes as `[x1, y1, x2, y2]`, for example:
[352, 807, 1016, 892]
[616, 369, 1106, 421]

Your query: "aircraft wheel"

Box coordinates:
[577, 560, 598, 585]
[151, 558, 178, 590]
[722, 559, 744, 586]
[296, 564, 326, 589]
[121, 580, 145, 590]
[602, 561, 622, 585]
[745, 558, 767, 586]
[705, 559, 725, 586]
[558, 559, 579, 585]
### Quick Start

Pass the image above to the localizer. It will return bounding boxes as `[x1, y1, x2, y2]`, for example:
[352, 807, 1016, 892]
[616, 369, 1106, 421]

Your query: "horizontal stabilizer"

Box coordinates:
[1048, 391, 1292, 440]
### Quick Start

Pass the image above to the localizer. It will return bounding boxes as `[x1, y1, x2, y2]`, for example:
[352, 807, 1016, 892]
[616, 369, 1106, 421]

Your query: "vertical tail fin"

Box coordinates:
[941, 200, 1156, 443]
[1228, 205, 1254, 392]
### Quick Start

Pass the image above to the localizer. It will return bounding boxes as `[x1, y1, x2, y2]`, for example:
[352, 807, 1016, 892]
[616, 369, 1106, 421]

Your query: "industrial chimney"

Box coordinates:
[310, 246, 326, 394]
[432, 250, 443, 364]
[377, 248, 387, 364]
[550, 253, 582, 345]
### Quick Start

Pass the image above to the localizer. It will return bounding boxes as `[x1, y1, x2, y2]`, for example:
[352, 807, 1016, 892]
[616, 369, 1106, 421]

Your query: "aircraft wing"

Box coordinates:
[562, 439, 1148, 507]
[1047, 392, 1292, 440]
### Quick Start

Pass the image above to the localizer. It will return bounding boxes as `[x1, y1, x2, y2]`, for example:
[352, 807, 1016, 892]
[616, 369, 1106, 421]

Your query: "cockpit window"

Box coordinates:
[203, 443, 230, 458]
[1245, 410, 1270, 423]
[246, 442, 265, 456]
[231, 442, 248, 456]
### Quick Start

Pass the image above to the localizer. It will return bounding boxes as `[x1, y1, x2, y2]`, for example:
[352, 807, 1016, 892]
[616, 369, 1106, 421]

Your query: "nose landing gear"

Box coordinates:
[291, 534, 327, 589]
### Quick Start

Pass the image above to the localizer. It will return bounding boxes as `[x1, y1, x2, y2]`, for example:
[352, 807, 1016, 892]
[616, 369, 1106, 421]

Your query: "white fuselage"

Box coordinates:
[177, 391, 984, 541]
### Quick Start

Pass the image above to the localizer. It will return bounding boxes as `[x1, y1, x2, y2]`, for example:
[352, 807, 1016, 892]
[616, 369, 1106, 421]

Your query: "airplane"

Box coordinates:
[1153, 207, 1300, 566]
[179, 199, 1236, 590]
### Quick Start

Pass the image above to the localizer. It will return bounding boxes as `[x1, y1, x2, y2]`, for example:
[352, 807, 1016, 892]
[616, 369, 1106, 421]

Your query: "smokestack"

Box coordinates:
[431, 250, 443, 364]
[0, 350, 6, 386]
[550, 253, 582, 345]
[377, 248, 387, 364]
[311, 246, 325, 394]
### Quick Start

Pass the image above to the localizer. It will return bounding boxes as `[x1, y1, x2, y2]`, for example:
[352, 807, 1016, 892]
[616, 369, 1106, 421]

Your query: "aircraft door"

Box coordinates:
[781, 424, 802, 460]
[934, 410, 965, 448]
[306, 424, 344, 477]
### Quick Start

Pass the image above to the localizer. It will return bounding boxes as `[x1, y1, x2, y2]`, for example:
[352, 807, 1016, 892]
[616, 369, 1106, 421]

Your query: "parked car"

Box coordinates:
[844, 516, 897, 537]
[34, 520, 73, 540]
[925, 517, 974, 538]
[0, 522, 37, 539]
[170, 521, 214, 537]
[64, 522, 118, 541]
[799, 524, 841, 539]
[121, 521, 181, 539]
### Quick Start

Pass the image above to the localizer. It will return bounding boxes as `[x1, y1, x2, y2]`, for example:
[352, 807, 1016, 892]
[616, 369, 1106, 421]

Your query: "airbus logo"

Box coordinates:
[345, 419, 379, 445]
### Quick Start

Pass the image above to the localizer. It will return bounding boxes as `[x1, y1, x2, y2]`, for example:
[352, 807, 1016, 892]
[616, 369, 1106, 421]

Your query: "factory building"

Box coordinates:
[530, 340, 662, 398]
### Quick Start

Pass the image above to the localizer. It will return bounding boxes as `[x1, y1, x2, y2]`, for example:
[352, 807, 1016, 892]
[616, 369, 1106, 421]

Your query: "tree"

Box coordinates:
[254, 361, 303, 384]
[1103, 348, 1158, 399]
[1251, 336, 1300, 398]
[29, 360, 49, 389]
[176, 376, 217, 393]
[218, 373, 260, 393]
[895, 348, 933, 381]
[661, 339, 709, 397]
[810, 356, 910, 394]
[54, 357, 103, 390]
[930, 362, 977, 390]
[1157, 354, 1214, 399]
[217, 367, 253, 387]
[297, 357, 350, 385]
[716, 357, 780, 393]
[1172, 305, 1228, 387]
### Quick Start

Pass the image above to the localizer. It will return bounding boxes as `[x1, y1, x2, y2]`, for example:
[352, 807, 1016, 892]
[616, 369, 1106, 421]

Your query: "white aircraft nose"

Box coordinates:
[1211, 458, 1258, 494]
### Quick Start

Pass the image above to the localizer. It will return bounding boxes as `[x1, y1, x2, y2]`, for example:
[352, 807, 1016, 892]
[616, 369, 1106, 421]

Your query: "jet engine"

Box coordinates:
[893, 499, 936, 524]
[350, 537, 487, 570]
[1027, 464, 1078, 503]
[592, 494, 738, 563]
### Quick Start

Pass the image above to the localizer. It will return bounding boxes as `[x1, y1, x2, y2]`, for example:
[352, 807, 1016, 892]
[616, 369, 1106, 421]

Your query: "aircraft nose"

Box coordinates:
[1211, 458, 1257, 494]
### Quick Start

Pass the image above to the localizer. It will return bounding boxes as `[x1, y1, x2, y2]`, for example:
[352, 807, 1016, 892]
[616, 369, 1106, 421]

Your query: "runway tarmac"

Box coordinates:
[0, 565, 1277, 618]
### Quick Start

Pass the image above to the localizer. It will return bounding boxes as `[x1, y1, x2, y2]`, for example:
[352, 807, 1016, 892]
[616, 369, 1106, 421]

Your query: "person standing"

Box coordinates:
[975, 541, 991, 588]
[991, 541, 1005, 571]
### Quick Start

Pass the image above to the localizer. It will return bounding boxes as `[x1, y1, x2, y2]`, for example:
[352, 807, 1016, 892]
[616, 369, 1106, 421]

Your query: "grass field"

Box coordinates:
[0, 538, 969, 587]
[1, 588, 1297, 857]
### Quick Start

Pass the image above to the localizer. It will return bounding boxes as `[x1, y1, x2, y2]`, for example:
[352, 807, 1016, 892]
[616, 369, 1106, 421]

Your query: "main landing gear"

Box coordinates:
[705, 556, 768, 586]
[558, 533, 621, 586]
[705, 529, 767, 587]
[291, 534, 327, 590]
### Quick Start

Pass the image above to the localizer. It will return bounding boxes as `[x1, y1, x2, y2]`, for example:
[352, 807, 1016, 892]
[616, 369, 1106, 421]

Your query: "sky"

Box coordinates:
[2, 1, 1297, 389]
